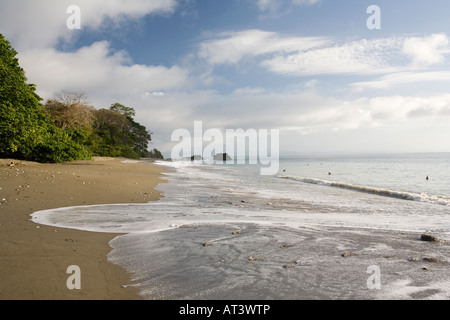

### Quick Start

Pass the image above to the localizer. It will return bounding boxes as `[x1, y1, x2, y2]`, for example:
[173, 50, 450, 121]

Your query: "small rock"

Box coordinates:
[422, 267, 429, 271]
[203, 242, 213, 247]
[409, 257, 421, 262]
[423, 257, 444, 263]
[420, 234, 440, 242]
[409, 257, 445, 263]
[231, 231, 241, 235]
[341, 252, 356, 258]
[283, 263, 296, 269]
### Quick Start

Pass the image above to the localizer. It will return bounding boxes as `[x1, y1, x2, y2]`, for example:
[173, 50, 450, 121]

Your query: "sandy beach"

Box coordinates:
[0, 157, 166, 300]
[2, 156, 449, 301]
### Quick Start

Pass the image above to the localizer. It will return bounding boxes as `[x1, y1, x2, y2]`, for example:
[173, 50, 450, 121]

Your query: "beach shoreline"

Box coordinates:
[0, 157, 167, 300]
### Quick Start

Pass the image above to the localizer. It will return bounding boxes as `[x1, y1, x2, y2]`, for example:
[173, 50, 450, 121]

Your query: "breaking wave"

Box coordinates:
[277, 175, 450, 206]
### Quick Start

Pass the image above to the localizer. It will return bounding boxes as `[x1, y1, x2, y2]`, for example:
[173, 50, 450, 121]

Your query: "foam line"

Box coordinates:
[277, 175, 450, 206]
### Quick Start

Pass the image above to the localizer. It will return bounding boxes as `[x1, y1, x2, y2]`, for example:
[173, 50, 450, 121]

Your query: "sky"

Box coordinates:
[1, 0, 450, 156]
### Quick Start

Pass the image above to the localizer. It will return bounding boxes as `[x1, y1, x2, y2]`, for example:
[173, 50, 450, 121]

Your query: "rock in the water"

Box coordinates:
[214, 153, 232, 161]
[190, 155, 203, 161]
[420, 234, 440, 242]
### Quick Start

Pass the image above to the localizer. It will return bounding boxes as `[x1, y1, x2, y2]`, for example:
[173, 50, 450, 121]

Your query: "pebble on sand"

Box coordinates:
[341, 252, 357, 258]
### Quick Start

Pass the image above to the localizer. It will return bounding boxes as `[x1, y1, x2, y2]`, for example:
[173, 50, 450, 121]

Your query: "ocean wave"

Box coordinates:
[277, 175, 450, 206]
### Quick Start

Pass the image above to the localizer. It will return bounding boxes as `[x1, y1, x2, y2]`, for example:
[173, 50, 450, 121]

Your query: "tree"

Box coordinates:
[94, 108, 128, 131]
[0, 34, 90, 163]
[148, 148, 164, 159]
[43, 91, 95, 130]
[0, 33, 162, 163]
[110, 103, 136, 118]
[86, 105, 147, 159]
[128, 118, 152, 157]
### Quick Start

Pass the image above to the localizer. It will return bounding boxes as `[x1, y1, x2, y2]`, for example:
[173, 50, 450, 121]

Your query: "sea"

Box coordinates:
[32, 152, 450, 300]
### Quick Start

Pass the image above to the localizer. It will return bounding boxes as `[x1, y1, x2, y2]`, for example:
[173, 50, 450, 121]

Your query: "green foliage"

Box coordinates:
[110, 103, 136, 118]
[86, 105, 154, 159]
[0, 34, 163, 163]
[0, 34, 91, 163]
[148, 148, 164, 159]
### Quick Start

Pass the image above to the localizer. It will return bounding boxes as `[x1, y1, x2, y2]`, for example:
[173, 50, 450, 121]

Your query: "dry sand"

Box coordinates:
[0, 157, 167, 300]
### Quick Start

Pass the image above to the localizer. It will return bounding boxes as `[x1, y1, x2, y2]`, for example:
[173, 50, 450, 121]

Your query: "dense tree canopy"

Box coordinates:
[0, 34, 163, 163]
[0, 34, 90, 162]
[44, 94, 158, 160]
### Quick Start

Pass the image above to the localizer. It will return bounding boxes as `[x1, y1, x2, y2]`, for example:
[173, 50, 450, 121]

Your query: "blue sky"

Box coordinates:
[1, 0, 450, 156]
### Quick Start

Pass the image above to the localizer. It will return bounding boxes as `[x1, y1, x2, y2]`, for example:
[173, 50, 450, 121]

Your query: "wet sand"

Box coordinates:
[0, 157, 167, 300]
[109, 223, 450, 300]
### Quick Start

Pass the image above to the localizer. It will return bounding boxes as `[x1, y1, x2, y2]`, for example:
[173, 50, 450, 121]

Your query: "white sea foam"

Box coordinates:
[278, 175, 450, 206]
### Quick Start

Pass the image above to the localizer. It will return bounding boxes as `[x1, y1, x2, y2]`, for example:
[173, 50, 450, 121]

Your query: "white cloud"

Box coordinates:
[257, 0, 280, 11]
[19, 36, 447, 149]
[199, 31, 450, 83]
[146, 91, 166, 97]
[291, 0, 320, 5]
[257, 0, 320, 12]
[150, 89, 450, 154]
[0, 0, 177, 50]
[403, 33, 450, 67]
[364, 94, 450, 126]
[232, 87, 266, 95]
[262, 37, 404, 76]
[198, 29, 328, 65]
[198, 31, 405, 75]
[351, 71, 450, 91]
[19, 41, 190, 102]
